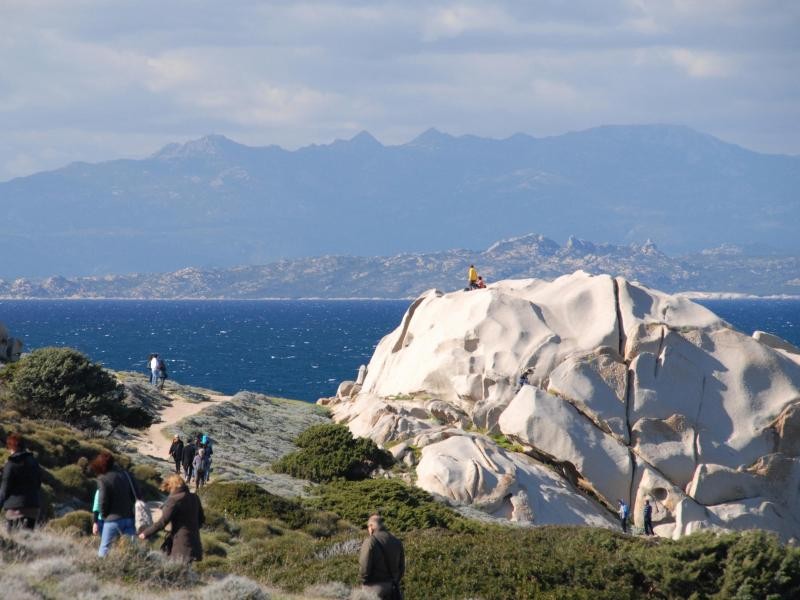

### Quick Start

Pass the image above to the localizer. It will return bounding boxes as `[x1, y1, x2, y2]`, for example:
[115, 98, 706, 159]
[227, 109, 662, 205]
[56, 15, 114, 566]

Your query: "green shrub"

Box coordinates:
[48, 510, 94, 536]
[201, 532, 229, 557]
[201, 482, 311, 529]
[306, 478, 476, 533]
[5, 347, 152, 428]
[273, 423, 393, 482]
[50, 464, 96, 501]
[238, 519, 283, 542]
[86, 536, 198, 588]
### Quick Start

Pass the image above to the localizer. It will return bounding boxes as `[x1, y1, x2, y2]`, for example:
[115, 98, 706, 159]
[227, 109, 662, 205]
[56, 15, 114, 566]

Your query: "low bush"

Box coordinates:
[272, 423, 393, 482]
[201, 482, 310, 528]
[50, 464, 96, 501]
[86, 537, 198, 589]
[306, 478, 476, 533]
[48, 510, 94, 536]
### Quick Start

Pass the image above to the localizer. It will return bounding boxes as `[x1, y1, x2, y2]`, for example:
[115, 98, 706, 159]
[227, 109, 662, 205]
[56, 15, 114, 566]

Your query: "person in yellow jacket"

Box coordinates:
[467, 265, 478, 290]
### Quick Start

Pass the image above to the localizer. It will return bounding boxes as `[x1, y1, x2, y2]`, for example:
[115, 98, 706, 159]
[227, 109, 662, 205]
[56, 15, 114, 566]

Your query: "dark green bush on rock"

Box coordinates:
[307, 478, 475, 533]
[49, 510, 94, 536]
[272, 423, 393, 482]
[5, 347, 152, 428]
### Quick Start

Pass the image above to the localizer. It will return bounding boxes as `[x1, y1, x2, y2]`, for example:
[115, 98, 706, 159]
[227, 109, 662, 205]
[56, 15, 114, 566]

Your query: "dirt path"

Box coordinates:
[137, 393, 232, 461]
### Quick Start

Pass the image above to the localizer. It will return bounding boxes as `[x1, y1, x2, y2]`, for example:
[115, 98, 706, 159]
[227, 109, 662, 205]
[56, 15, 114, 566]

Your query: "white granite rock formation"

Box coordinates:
[321, 271, 800, 539]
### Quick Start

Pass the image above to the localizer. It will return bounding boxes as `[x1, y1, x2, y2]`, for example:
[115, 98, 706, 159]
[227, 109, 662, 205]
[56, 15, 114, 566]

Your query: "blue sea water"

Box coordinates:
[0, 299, 797, 402]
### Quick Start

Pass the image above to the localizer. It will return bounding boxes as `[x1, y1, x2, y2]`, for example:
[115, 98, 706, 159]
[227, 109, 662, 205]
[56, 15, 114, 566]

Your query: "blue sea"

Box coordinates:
[0, 299, 797, 402]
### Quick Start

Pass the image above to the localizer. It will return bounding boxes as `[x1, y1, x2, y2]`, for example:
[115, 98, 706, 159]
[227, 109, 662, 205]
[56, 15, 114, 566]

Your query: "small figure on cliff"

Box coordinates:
[618, 499, 630, 533]
[0, 433, 42, 533]
[359, 513, 405, 600]
[181, 439, 197, 482]
[467, 264, 479, 290]
[476, 276, 487, 289]
[643, 498, 654, 536]
[518, 370, 530, 389]
[157, 356, 168, 389]
[169, 435, 184, 474]
[149, 353, 160, 386]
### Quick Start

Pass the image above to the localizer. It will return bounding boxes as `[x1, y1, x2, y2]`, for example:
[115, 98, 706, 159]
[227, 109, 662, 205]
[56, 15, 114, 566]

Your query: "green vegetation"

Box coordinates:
[272, 422, 393, 482]
[307, 478, 476, 533]
[201, 481, 312, 528]
[1, 347, 152, 428]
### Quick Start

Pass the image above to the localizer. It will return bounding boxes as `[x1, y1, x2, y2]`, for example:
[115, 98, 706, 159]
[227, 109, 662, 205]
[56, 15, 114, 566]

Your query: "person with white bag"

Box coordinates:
[91, 450, 149, 557]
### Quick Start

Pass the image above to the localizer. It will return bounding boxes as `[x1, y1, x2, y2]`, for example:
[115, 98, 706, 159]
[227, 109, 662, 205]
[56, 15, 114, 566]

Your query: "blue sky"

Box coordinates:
[1, 0, 798, 181]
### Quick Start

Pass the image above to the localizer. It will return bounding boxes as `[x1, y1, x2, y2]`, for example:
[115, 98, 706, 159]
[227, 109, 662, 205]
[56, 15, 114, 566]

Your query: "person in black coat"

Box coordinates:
[168, 435, 184, 474]
[0, 433, 42, 532]
[181, 441, 196, 481]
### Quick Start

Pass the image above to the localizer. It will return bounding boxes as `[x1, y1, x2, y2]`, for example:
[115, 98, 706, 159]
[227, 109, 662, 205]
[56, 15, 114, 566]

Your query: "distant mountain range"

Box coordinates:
[1, 124, 798, 278]
[2, 233, 798, 298]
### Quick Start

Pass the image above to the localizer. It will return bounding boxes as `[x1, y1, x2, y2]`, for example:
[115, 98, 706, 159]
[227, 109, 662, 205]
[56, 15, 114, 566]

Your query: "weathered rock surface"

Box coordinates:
[322, 271, 800, 539]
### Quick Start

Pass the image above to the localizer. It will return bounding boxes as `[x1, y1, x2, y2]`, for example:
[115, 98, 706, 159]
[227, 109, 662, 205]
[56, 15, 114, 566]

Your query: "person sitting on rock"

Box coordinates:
[476, 276, 486, 289]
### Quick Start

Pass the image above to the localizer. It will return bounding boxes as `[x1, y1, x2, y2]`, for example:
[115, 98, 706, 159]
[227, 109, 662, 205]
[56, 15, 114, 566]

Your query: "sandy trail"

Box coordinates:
[137, 392, 232, 461]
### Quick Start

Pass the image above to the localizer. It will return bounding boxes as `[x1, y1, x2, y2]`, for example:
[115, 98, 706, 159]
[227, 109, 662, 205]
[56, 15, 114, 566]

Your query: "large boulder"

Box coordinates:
[322, 271, 800, 539]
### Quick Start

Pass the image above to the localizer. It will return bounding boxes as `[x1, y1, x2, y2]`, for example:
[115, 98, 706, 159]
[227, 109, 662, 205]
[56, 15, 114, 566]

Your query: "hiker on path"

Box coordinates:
[618, 499, 630, 534]
[181, 439, 196, 482]
[199, 435, 213, 483]
[359, 513, 405, 600]
[192, 449, 207, 492]
[92, 450, 142, 557]
[139, 474, 204, 563]
[0, 433, 42, 533]
[157, 356, 168, 390]
[149, 353, 160, 387]
[643, 499, 654, 536]
[168, 435, 184, 474]
[467, 264, 479, 290]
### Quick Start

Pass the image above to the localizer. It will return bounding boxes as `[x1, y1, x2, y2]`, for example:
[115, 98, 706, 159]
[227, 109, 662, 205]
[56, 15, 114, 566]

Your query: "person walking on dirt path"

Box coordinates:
[181, 439, 196, 482]
[0, 433, 42, 533]
[169, 435, 184, 475]
[157, 356, 168, 390]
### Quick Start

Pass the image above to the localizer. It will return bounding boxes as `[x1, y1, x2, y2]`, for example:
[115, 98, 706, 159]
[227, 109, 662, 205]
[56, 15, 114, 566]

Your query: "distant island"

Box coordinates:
[2, 233, 799, 298]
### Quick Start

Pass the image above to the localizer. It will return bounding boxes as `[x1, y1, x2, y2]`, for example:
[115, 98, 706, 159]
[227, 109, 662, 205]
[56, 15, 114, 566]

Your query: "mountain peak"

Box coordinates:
[152, 134, 243, 160]
[408, 127, 454, 148]
[349, 130, 382, 147]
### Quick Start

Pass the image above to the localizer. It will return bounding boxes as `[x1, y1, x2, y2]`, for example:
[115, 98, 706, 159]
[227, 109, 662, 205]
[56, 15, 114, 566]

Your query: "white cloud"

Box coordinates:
[0, 0, 798, 180]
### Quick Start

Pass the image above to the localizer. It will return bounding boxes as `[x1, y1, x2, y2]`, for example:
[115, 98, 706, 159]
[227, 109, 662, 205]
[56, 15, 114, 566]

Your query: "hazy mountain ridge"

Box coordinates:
[1, 124, 798, 278]
[1, 233, 798, 299]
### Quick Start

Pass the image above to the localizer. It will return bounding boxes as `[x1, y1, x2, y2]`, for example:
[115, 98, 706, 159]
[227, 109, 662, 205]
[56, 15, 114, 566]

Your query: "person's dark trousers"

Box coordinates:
[6, 516, 36, 533]
[644, 518, 654, 535]
[620, 517, 627, 533]
[174, 458, 181, 474]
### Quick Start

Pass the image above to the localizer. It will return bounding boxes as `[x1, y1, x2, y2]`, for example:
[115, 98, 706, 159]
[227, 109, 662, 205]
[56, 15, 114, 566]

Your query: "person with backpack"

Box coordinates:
[92, 450, 142, 557]
[617, 499, 630, 533]
[359, 513, 405, 600]
[0, 433, 42, 533]
[168, 435, 184, 474]
[192, 449, 207, 492]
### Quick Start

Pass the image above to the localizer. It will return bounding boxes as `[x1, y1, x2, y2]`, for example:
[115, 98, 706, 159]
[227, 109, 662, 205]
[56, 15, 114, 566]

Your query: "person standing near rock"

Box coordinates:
[643, 499, 654, 536]
[0, 433, 42, 533]
[139, 474, 204, 563]
[168, 435, 184, 474]
[467, 264, 478, 290]
[618, 499, 630, 534]
[92, 450, 141, 557]
[157, 355, 168, 390]
[359, 513, 405, 600]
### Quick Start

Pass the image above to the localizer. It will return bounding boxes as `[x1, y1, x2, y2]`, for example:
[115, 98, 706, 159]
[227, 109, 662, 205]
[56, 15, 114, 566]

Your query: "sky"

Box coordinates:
[1, 0, 799, 182]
